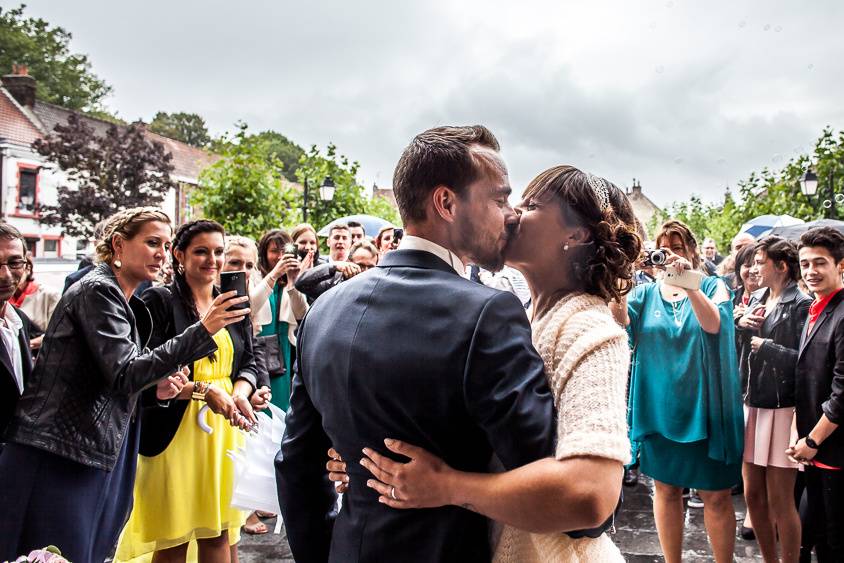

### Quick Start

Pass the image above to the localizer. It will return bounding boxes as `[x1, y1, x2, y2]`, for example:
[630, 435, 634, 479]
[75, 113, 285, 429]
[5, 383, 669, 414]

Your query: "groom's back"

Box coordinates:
[280, 249, 554, 563]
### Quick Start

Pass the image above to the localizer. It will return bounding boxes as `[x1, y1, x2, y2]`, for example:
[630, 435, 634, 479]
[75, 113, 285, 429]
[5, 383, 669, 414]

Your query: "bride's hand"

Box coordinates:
[359, 438, 455, 509]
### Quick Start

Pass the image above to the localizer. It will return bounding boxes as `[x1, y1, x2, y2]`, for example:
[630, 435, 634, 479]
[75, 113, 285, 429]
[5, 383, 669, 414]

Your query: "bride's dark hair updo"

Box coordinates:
[521, 165, 642, 302]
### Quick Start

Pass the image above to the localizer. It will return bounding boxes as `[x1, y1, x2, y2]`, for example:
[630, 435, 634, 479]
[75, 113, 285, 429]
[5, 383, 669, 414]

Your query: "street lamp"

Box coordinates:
[800, 166, 818, 198]
[302, 176, 336, 223]
[801, 164, 838, 219]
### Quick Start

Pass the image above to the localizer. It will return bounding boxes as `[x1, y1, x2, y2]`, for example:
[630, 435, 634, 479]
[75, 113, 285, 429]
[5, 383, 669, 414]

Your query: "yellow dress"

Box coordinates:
[115, 329, 246, 561]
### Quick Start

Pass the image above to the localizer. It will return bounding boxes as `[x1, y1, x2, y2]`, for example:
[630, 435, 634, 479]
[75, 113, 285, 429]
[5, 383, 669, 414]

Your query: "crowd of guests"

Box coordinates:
[621, 225, 844, 563]
[0, 212, 401, 562]
[0, 197, 841, 561]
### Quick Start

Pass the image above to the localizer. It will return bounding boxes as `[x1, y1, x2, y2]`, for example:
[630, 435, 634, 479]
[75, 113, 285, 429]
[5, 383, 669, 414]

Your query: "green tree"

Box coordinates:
[194, 124, 299, 240]
[295, 143, 400, 230]
[0, 4, 112, 111]
[250, 131, 305, 182]
[209, 129, 305, 182]
[33, 114, 176, 239]
[651, 127, 844, 251]
[149, 111, 211, 147]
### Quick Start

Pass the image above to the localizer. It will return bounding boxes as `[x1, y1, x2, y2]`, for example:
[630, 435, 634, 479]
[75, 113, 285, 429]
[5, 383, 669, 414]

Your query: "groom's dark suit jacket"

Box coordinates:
[276, 249, 555, 563]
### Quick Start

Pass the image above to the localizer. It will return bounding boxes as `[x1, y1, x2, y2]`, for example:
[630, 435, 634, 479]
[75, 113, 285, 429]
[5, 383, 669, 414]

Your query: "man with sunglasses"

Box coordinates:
[0, 223, 34, 446]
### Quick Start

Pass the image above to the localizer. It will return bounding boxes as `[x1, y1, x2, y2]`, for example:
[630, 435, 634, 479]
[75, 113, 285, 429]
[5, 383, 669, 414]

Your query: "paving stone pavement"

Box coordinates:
[238, 475, 767, 562]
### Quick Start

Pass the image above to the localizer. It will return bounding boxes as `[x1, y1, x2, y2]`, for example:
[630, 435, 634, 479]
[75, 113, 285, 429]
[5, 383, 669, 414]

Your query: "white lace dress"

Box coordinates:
[493, 293, 630, 563]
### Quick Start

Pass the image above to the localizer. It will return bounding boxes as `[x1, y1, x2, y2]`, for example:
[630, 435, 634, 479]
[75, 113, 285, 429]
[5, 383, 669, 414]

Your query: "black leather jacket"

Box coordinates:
[737, 283, 811, 408]
[5, 263, 217, 470]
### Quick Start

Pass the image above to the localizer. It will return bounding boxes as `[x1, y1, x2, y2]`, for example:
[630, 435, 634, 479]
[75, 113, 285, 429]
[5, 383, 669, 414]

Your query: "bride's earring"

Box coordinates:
[563, 243, 570, 252]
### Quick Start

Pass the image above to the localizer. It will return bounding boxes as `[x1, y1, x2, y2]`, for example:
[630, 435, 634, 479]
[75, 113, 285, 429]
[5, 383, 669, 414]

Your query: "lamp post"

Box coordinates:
[302, 176, 336, 223]
[801, 164, 839, 220]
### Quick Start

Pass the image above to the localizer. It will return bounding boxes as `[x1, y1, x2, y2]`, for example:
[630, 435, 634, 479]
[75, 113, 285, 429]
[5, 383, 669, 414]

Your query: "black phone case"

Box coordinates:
[219, 271, 249, 309]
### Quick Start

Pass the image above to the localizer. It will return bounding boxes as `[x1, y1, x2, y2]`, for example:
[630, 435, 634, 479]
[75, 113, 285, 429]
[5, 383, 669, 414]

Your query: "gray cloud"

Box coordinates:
[20, 0, 844, 206]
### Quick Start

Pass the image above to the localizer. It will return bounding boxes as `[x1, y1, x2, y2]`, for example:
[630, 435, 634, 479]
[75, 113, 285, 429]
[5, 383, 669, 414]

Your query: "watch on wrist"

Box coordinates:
[805, 436, 819, 449]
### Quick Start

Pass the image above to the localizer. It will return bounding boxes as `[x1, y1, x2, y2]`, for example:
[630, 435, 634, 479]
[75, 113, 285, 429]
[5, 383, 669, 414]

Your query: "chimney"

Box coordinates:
[2, 64, 37, 108]
[631, 178, 642, 195]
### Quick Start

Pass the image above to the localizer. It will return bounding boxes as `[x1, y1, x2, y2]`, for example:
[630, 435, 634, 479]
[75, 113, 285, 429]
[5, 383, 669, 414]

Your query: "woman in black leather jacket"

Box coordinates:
[0, 208, 250, 563]
[116, 220, 261, 562]
[737, 236, 811, 563]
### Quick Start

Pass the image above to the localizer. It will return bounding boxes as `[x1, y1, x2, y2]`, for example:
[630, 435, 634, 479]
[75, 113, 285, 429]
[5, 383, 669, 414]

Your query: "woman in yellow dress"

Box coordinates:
[116, 220, 261, 562]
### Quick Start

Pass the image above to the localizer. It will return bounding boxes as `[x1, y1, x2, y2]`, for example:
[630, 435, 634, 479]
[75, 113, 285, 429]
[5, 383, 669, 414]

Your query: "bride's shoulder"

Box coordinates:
[541, 294, 626, 349]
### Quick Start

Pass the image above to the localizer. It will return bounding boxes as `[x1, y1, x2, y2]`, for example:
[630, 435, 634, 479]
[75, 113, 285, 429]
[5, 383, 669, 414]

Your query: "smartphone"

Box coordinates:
[753, 305, 767, 317]
[393, 228, 404, 241]
[219, 271, 249, 309]
[283, 243, 297, 257]
[663, 265, 705, 290]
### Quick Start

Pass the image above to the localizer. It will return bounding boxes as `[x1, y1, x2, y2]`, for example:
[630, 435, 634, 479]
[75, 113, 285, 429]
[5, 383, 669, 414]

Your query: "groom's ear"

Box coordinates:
[431, 185, 458, 224]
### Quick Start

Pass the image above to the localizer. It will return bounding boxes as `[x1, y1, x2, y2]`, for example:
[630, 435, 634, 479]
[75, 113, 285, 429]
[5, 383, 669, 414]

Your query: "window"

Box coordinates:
[18, 167, 38, 213]
[24, 237, 37, 257]
[44, 239, 57, 253]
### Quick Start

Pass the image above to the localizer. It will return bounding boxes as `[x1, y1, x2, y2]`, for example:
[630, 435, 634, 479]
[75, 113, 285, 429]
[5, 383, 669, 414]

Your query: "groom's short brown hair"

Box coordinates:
[393, 125, 500, 223]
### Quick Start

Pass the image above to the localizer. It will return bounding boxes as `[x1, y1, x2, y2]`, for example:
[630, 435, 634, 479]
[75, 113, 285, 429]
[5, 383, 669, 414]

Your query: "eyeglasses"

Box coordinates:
[0, 260, 27, 271]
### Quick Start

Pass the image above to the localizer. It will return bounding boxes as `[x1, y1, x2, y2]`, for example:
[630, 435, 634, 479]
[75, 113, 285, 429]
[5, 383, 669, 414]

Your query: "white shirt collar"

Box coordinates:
[2, 304, 23, 333]
[398, 235, 466, 275]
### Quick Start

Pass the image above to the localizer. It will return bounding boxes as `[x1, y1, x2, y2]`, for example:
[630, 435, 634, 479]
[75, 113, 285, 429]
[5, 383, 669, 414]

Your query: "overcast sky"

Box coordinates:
[19, 0, 844, 207]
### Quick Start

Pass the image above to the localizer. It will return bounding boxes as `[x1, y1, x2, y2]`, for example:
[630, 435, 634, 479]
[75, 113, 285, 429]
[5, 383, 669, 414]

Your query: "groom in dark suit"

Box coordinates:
[276, 125, 555, 563]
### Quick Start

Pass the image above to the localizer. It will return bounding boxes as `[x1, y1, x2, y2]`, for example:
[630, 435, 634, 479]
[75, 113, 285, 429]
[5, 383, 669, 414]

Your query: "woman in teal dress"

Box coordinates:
[624, 220, 744, 563]
[254, 229, 309, 411]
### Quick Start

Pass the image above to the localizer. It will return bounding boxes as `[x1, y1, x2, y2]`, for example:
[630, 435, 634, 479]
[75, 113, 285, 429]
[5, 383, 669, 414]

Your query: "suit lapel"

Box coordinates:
[0, 336, 14, 388]
[17, 324, 32, 380]
[799, 291, 844, 359]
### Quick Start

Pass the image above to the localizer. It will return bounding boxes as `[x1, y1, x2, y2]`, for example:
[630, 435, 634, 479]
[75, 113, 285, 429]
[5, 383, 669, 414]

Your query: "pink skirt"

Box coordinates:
[743, 405, 798, 468]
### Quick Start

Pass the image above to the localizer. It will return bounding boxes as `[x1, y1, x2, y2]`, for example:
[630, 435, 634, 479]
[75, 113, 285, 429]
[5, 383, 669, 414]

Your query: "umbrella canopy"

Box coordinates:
[768, 218, 844, 241]
[317, 214, 397, 238]
[738, 214, 804, 239]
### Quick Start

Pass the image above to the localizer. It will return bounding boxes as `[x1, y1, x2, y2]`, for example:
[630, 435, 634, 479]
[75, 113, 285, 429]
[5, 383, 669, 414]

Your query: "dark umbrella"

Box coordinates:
[768, 219, 844, 241]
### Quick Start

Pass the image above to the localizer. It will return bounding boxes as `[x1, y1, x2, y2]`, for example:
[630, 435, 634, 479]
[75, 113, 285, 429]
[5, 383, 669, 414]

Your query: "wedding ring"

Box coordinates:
[390, 486, 397, 500]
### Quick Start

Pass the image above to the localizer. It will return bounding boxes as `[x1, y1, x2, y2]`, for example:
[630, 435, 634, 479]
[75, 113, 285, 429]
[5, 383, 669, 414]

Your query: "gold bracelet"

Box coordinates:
[191, 381, 208, 401]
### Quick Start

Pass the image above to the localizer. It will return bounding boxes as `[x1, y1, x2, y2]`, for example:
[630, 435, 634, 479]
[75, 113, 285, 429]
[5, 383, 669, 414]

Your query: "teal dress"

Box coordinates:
[258, 283, 293, 411]
[627, 277, 744, 490]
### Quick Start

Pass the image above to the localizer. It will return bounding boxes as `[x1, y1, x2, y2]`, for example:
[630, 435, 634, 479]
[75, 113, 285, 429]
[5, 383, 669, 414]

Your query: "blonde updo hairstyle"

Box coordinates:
[225, 235, 259, 263]
[95, 207, 171, 265]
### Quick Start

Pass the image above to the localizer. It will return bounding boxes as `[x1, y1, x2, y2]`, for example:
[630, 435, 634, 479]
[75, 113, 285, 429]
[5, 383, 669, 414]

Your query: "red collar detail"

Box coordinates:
[809, 288, 844, 325]
[9, 281, 37, 308]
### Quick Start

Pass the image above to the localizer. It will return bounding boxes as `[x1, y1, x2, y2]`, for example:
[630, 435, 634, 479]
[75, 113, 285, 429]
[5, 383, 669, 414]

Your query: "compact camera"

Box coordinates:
[642, 249, 669, 267]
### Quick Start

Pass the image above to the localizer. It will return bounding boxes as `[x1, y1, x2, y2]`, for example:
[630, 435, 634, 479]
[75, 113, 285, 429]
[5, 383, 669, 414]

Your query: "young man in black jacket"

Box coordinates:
[790, 227, 844, 561]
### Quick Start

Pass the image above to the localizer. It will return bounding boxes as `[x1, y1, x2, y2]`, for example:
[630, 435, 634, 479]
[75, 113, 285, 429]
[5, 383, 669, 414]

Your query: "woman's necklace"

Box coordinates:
[670, 299, 685, 327]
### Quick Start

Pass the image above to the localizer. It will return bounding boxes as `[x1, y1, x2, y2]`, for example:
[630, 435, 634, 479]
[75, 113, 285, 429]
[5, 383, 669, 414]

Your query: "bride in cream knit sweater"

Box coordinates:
[352, 166, 642, 562]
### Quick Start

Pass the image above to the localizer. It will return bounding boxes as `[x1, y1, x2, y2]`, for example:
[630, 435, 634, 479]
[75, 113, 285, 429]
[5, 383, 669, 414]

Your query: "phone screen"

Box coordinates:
[219, 271, 249, 309]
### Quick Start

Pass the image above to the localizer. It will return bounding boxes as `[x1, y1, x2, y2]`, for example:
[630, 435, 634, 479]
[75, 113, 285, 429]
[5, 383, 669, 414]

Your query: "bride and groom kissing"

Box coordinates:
[275, 125, 642, 562]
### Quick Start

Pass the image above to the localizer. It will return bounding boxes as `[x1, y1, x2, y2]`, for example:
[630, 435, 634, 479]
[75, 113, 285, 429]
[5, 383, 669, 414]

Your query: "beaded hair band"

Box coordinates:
[586, 173, 611, 212]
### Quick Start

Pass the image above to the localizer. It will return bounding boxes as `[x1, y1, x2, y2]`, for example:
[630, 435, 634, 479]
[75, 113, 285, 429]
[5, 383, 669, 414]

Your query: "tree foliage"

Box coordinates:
[249, 131, 305, 182]
[194, 124, 299, 240]
[295, 143, 401, 230]
[209, 129, 305, 182]
[649, 127, 844, 252]
[33, 114, 176, 238]
[0, 4, 112, 111]
[149, 111, 211, 147]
